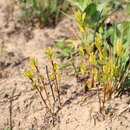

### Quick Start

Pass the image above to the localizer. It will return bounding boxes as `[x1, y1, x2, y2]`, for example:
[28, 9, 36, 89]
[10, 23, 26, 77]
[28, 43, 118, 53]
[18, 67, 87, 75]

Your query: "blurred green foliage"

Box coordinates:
[19, 0, 70, 25]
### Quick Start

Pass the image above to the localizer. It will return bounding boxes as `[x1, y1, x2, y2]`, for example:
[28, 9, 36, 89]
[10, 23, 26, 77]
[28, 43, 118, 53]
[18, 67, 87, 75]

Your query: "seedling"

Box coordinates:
[24, 57, 52, 114]
[24, 49, 62, 119]
[45, 47, 61, 106]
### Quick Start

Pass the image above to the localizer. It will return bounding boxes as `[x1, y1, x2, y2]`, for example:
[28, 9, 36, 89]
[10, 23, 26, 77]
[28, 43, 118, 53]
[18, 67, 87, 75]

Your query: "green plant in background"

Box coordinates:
[24, 53, 62, 117]
[53, 38, 82, 80]
[19, 0, 70, 25]
[53, 38, 75, 69]
[53, 0, 130, 112]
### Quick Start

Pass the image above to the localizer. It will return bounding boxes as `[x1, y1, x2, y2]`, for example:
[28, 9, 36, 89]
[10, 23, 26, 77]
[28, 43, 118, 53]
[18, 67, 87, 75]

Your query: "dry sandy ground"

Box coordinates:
[0, 1, 130, 130]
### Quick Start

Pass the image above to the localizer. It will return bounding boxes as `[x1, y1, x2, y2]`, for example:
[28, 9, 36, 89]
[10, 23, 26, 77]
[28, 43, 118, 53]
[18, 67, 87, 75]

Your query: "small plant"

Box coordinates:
[24, 50, 62, 117]
[45, 47, 61, 106]
[19, 0, 70, 26]
[24, 56, 52, 114]
[53, 0, 130, 112]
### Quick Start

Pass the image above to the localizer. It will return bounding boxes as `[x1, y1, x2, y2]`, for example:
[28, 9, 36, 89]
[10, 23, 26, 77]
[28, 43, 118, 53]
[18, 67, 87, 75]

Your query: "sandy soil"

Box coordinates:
[0, 1, 130, 130]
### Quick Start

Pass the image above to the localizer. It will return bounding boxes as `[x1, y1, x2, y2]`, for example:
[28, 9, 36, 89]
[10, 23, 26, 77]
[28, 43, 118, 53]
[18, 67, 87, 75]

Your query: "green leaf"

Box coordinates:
[54, 51, 69, 57]
[53, 41, 65, 49]
[85, 3, 97, 16]
[60, 63, 71, 69]
[82, 0, 92, 11]
[91, 10, 101, 23]
[84, 3, 102, 24]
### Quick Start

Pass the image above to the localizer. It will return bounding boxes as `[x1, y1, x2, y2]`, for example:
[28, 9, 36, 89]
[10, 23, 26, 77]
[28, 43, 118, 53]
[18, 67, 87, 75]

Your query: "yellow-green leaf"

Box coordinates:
[45, 47, 53, 59]
[115, 43, 124, 57]
[49, 74, 55, 81]
[53, 63, 59, 72]
[24, 70, 34, 79]
[31, 81, 37, 88]
[79, 47, 84, 57]
[30, 56, 38, 70]
[89, 53, 96, 65]
[79, 62, 86, 75]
